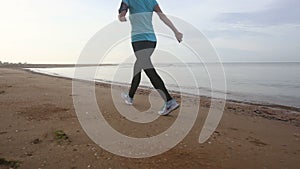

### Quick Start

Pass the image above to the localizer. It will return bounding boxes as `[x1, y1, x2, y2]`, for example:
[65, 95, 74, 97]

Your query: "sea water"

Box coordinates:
[27, 62, 300, 108]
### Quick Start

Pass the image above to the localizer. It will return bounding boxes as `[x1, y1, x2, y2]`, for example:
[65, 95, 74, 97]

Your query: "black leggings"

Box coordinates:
[129, 41, 172, 102]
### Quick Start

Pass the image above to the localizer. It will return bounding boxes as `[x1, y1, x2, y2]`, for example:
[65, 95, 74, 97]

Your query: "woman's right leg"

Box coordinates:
[128, 61, 141, 98]
[128, 41, 152, 98]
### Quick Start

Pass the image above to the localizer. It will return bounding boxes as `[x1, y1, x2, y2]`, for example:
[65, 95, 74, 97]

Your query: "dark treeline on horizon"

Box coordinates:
[0, 61, 28, 65]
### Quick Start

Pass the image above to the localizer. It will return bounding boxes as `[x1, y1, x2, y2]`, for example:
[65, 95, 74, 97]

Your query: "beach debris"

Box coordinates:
[31, 138, 42, 144]
[54, 130, 71, 144]
[7, 136, 12, 142]
[0, 158, 20, 169]
[253, 109, 292, 123]
[227, 106, 237, 110]
[0, 91, 5, 94]
[25, 152, 33, 157]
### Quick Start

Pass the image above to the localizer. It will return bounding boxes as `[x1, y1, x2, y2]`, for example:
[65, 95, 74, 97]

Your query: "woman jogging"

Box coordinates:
[118, 0, 183, 116]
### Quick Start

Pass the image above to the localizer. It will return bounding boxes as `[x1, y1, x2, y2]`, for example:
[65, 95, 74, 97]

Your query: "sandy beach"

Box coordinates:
[0, 68, 300, 169]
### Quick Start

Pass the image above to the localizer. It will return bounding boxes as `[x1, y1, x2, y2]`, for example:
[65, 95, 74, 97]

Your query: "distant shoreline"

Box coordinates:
[0, 61, 300, 68]
[0, 63, 119, 68]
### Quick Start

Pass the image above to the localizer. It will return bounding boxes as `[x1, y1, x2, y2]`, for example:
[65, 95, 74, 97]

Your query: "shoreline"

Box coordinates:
[1, 67, 300, 169]
[23, 67, 300, 113]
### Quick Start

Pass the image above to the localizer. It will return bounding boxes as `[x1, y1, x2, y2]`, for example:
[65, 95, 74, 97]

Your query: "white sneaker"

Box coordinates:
[158, 99, 179, 116]
[121, 92, 133, 105]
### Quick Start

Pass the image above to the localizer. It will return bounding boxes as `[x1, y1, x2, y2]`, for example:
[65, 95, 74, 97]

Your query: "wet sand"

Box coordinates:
[0, 68, 299, 169]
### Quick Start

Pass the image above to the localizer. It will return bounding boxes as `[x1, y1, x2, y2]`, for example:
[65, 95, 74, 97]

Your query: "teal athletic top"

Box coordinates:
[121, 0, 158, 42]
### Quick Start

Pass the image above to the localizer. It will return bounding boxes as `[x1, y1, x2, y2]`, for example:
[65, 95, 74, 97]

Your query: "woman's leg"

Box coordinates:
[128, 61, 141, 98]
[144, 68, 172, 102]
[128, 41, 147, 98]
[129, 41, 172, 101]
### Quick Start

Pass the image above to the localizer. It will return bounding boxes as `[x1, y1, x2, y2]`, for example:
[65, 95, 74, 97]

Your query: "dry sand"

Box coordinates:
[0, 68, 299, 169]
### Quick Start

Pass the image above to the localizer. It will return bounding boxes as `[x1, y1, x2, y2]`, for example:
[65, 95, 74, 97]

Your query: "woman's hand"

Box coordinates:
[118, 2, 128, 22]
[118, 14, 127, 22]
[175, 32, 183, 43]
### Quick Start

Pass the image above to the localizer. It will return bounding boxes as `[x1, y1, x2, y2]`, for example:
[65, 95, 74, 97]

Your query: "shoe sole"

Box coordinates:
[159, 104, 180, 116]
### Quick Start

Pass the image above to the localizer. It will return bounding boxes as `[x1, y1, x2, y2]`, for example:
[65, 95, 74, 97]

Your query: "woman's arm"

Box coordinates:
[118, 2, 128, 22]
[154, 5, 183, 43]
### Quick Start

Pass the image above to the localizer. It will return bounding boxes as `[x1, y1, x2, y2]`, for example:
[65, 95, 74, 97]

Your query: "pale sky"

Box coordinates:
[0, 0, 299, 64]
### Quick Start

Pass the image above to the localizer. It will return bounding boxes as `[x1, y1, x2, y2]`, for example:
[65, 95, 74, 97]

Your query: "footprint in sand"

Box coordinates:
[229, 127, 239, 131]
[246, 136, 268, 147]
[0, 131, 8, 135]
